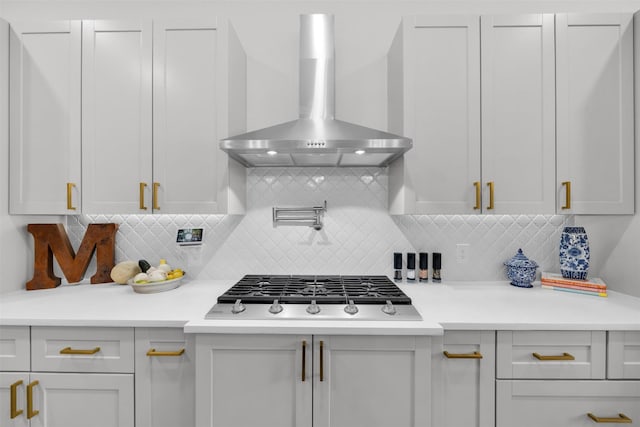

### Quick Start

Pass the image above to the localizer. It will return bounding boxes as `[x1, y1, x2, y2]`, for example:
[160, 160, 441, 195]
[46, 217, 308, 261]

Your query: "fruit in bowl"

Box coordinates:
[132, 259, 185, 284]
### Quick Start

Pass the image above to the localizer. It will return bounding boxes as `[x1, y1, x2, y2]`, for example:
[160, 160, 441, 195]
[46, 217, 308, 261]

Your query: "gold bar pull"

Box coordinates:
[486, 181, 495, 210]
[10, 380, 23, 419]
[60, 346, 101, 355]
[532, 352, 575, 361]
[66, 183, 77, 210]
[443, 351, 483, 359]
[153, 182, 160, 210]
[562, 181, 572, 209]
[26, 380, 39, 419]
[147, 348, 185, 357]
[473, 182, 481, 210]
[320, 340, 324, 382]
[301, 340, 307, 382]
[140, 182, 148, 210]
[587, 413, 632, 423]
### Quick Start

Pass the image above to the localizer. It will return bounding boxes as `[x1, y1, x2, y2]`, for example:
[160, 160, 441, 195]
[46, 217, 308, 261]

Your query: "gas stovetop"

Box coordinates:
[205, 275, 423, 321]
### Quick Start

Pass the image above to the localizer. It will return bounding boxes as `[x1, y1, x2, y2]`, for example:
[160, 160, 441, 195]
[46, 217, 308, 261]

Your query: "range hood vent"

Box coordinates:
[220, 14, 412, 167]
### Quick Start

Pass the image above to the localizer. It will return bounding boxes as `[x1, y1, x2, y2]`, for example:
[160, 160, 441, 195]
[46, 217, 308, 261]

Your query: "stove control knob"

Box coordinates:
[306, 300, 321, 315]
[382, 300, 396, 316]
[268, 299, 283, 315]
[231, 299, 246, 314]
[344, 300, 358, 315]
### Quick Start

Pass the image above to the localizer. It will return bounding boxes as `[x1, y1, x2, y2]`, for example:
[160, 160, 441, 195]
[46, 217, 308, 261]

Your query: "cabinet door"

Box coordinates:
[481, 15, 556, 214]
[9, 21, 81, 214]
[395, 15, 481, 214]
[135, 328, 195, 427]
[496, 380, 640, 427]
[431, 331, 495, 427]
[82, 20, 152, 214]
[153, 20, 221, 214]
[195, 334, 312, 427]
[0, 373, 29, 427]
[313, 335, 429, 427]
[556, 14, 634, 214]
[29, 372, 134, 427]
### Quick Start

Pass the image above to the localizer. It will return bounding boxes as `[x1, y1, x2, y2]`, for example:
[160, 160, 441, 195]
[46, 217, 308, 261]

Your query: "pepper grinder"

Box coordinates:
[432, 252, 442, 282]
[393, 252, 403, 282]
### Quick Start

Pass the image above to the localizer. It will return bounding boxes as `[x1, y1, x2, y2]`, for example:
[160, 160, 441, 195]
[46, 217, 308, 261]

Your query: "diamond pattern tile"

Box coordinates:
[68, 167, 573, 282]
[392, 214, 574, 281]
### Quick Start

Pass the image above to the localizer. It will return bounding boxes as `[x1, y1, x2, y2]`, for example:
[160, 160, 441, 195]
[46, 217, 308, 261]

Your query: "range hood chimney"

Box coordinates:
[220, 14, 412, 167]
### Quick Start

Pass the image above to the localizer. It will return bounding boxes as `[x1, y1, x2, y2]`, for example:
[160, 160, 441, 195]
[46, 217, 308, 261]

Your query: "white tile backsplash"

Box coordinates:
[72, 167, 572, 282]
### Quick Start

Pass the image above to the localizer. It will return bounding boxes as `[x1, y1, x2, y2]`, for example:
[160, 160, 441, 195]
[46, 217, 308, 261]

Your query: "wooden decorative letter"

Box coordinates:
[26, 223, 118, 290]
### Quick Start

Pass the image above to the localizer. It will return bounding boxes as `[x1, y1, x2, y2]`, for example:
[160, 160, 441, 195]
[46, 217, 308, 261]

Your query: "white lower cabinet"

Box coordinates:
[135, 328, 195, 427]
[431, 331, 495, 427]
[0, 371, 134, 427]
[497, 380, 640, 427]
[195, 334, 430, 427]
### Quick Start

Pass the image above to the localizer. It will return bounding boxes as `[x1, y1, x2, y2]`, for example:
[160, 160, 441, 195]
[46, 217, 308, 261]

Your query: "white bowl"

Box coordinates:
[128, 276, 184, 294]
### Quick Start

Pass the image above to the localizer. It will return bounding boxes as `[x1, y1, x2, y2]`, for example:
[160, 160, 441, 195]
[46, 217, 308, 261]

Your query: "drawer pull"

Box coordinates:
[27, 380, 39, 419]
[443, 351, 483, 359]
[532, 352, 574, 361]
[301, 340, 306, 382]
[60, 346, 101, 355]
[587, 413, 632, 423]
[10, 380, 23, 418]
[146, 348, 185, 357]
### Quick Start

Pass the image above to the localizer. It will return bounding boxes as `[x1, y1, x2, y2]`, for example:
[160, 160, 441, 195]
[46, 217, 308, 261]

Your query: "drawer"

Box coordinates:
[496, 380, 640, 427]
[609, 331, 640, 379]
[497, 331, 606, 379]
[0, 326, 30, 371]
[32, 326, 134, 373]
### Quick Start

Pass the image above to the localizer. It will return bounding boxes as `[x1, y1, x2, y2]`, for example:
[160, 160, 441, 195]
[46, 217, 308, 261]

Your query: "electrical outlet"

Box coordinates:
[456, 243, 470, 264]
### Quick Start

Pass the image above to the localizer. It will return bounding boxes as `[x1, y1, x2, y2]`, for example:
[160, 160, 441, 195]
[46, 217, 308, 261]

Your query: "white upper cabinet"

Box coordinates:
[153, 20, 245, 214]
[556, 14, 634, 214]
[9, 21, 82, 214]
[389, 14, 556, 214]
[388, 15, 481, 214]
[82, 20, 153, 214]
[82, 19, 246, 215]
[481, 14, 556, 214]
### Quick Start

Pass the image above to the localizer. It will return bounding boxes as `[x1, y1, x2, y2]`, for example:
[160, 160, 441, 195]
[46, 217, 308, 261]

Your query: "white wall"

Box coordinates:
[584, 10, 640, 297]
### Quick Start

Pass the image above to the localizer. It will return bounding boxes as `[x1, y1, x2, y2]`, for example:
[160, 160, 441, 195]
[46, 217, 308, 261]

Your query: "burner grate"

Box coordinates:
[217, 275, 412, 305]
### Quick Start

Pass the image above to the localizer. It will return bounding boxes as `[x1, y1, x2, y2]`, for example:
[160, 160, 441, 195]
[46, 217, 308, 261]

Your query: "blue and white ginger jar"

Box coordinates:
[504, 249, 538, 288]
[559, 226, 590, 280]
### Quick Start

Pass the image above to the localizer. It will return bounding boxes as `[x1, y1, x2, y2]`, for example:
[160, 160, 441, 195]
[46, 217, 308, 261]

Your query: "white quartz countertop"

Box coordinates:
[2, 279, 640, 334]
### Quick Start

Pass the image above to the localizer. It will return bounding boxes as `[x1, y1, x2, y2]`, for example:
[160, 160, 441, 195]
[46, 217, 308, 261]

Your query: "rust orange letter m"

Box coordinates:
[26, 223, 118, 290]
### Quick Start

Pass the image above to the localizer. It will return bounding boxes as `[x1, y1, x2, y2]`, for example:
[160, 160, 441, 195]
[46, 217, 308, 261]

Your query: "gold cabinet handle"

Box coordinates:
[60, 346, 101, 355]
[588, 413, 632, 423]
[10, 380, 23, 419]
[153, 182, 160, 210]
[486, 181, 494, 210]
[146, 348, 185, 357]
[532, 352, 575, 361]
[301, 340, 307, 382]
[562, 181, 572, 209]
[473, 182, 481, 210]
[139, 182, 148, 210]
[319, 340, 325, 382]
[66, 182, 77, 210]
[26, 380, 39, 419]
[443, 350, 483, 359]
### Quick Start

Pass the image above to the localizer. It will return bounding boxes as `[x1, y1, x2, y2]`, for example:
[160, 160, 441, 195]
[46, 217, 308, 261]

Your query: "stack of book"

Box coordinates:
[540, 272, 607, 297]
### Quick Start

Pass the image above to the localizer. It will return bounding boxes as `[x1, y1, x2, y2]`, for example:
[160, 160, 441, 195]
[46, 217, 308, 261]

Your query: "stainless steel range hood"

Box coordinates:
[220, 14, 412, 167]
